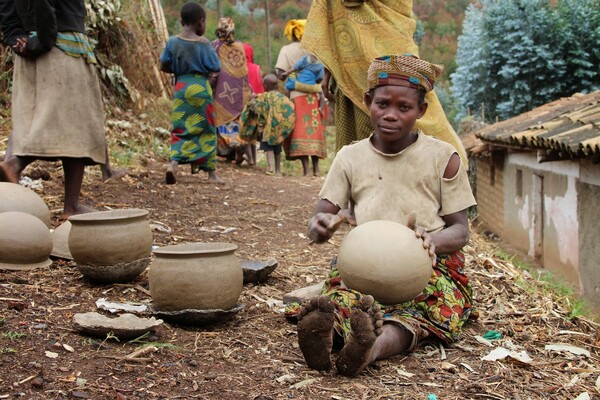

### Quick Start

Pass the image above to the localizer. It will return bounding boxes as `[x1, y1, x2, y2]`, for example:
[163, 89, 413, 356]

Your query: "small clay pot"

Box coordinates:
[0, 211, 52, 270]
[337, 220, 432, 304]
[149, 242, 242, 311]
[0, 182, 51, 227]
[68, 209, 153, 267]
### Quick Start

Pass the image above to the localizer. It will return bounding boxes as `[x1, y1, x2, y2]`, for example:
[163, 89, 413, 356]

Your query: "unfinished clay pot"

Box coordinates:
[51, 221, 73, 260]
[0, 211, 53, 270]
[149, 242, 242, 311]
[0, 182, 51, 227]
[337, 220, 432, 304]
[68, 209, 153, 267]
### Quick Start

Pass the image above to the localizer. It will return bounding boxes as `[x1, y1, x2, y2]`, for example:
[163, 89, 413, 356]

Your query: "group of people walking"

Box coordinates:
[160, 7, 328, 184]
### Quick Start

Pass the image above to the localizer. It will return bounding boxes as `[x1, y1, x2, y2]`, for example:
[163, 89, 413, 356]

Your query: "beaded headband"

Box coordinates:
[366, 54, 444, 93]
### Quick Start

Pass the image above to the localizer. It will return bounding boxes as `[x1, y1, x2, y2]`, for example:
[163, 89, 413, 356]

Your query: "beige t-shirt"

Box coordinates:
[319, 133, 476, 232]
[275, 41, 309, 100]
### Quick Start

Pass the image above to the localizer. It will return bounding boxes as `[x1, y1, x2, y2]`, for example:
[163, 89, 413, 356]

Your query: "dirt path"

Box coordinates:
[0, 159, 599, 399]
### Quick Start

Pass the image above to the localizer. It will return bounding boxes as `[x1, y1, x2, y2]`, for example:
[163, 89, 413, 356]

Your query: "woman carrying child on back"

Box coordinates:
[160, 2, 222, 185]
[286, 54, 477, 376]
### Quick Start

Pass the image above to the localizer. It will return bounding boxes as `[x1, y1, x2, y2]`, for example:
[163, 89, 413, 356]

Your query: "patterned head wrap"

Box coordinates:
[366, 54, 444, 93]
[216, 17, 235, 43]
[284, 19, 306, 41]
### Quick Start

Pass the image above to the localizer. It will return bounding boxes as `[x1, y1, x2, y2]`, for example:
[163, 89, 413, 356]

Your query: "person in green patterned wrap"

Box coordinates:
[286, 54, 477, 377]
[160, 2, 223, 185]
[240, 74, 296, 176]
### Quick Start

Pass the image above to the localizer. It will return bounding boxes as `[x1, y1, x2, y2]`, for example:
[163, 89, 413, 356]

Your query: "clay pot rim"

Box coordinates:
[153, 242, 238, 255]
[69, 208, 149, 222]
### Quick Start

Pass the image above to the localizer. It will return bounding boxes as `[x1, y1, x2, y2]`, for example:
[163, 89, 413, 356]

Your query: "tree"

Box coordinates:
[451, 0, 600, 123]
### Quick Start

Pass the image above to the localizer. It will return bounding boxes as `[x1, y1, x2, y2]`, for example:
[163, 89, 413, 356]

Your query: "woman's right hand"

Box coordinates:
[308, 212, 339, 243]
[12, 37, 29, 56]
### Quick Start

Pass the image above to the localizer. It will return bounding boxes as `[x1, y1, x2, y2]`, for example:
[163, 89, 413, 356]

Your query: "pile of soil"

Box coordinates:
[0, 159, 598, 399]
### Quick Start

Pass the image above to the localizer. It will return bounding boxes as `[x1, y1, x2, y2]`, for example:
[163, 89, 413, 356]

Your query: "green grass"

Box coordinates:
[126, 332, 184, 351]
[106, 97, 171, 169]
[493, 249, 593, 320]
[1, 331, 26, 341]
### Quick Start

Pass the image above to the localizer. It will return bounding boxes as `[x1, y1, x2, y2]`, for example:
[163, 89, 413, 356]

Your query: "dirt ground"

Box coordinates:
[1, 156, 599, 400]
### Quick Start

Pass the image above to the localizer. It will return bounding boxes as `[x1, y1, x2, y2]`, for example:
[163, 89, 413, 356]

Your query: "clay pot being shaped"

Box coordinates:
[68, 209, 153, 282]
[337, 220, 432, 304]
[0, 182, 51, 227]
[0, 211, 53, 270]
[149, 243, 242, 311]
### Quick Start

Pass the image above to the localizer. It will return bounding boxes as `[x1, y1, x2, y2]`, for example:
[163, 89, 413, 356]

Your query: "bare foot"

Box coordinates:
[166, 162, 178, 185]
[0, 161, 19, 183]
[335, 295, 384, 377]
[207, 172, 225, 185]
[62, 204, 97, 221]
[297, 295, 335, 371]
[102, 167, 127, 182]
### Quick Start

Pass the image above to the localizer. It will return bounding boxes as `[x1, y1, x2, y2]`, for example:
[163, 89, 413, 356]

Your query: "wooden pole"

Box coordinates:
[217, 0, 223, 19]
[265, 0, 271, 69]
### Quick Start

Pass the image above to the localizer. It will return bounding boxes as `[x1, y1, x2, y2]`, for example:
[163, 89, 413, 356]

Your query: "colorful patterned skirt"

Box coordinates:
[283, 93, 327, 160]
[285, 251, 475, 350]
[169, 74, 217, 173]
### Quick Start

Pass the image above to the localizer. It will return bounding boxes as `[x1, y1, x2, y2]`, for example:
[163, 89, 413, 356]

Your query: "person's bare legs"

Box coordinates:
[300, 156, 309, 176]
[244, 144, 255, 166]
[266, 150, 275, 174]
[250, 143, 257, 166]
[235, 145, 245, 166]
[207, 170, 224, 184]
[336, 295, 414, 376]
[166, 160, 178, 184]
[297, 295, 336, 371]
[101, 149, 127, 182]
[311, 155, 320, 177]
[274, 152, 282, 175]
[0, 155, 34, 183]
[62, 158, 94, 219]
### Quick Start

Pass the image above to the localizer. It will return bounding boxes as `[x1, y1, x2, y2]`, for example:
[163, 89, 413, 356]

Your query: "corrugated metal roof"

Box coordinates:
[474, 91, 600, 159]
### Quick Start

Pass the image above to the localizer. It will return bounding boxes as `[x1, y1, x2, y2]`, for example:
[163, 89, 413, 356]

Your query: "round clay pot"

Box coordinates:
[0, 182, 51, 227]
[337, 220, 432, 304]
[0, 211, 53, 270]
[68, 209, 153, 267]
[149, 242, 242, 311]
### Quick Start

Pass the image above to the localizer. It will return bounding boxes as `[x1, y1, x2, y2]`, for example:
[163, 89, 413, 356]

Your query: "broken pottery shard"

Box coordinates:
[96, 298, 148, 314]
[73, 312, 163, 339]
[242, 258, 278, 284]
[282, 282, 324, 304]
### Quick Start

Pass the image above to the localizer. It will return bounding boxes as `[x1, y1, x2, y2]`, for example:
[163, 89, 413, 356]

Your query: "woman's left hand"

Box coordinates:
[414, 227, 437, 267]
[407, 211, 436, 266]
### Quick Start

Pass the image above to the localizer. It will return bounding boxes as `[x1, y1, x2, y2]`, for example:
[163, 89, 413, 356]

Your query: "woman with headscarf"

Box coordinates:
[301, 0, 467, 164]
[243, 43, 264, 95]
[212, 17, 253, 165]
[275, 19, 327, 177]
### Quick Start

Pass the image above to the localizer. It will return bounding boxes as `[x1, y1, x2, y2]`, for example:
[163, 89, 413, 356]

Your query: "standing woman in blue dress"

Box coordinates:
[160, 2, 222, 185]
